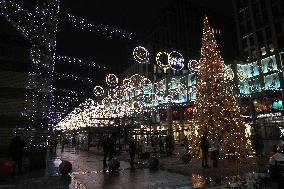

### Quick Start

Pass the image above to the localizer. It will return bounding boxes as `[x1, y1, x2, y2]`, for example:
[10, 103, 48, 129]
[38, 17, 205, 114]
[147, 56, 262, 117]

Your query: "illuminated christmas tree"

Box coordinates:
[192, 16, 252, 157]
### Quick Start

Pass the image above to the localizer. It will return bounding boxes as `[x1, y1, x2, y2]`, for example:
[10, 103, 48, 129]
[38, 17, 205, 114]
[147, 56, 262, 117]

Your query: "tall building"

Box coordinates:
[0, 16, 31, 155]
[232, 0, 284, 144]
[119, 0, 238, 142]
[122, 0, 237, 81]
[0, 1, 108, 152]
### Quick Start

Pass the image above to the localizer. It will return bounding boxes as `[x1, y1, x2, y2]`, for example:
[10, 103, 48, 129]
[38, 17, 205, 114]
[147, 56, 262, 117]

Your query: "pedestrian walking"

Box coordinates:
[102, 134, 115, 168]
[108, 135, 115, 161]
[166, 135, 173, 156]
[184, 135, 189, 151]
[200, 133, 210, 168]
[151, 136, 158, 154]
[61, 138, 68, 152]
[138, 137, 146, 159]
[268, 145, 284, 186]
[102, 135, 109, 168]
[129, 137, 136, 169]
[9, 135, 26, 175]
[49, 137, 58, 154]
[53, 138, 58, 153]
[211, 136, 219, 168]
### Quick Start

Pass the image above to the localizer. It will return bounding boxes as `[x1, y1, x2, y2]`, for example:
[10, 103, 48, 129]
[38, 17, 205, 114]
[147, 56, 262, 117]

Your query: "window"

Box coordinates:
[272, 5, 281, 19]
[265, 27, 272, 40]
[261, 46, 267, 55]
[252, 49, 257, 59]
[254, 15, 263, 28]
[262, 11, 269, 24]
[274, 21, 283, 35]
[260, 0, 266, 10]
[247, 20, 252, 32]
[240, 23, 246, 36]
[252, 4, 260, 15]
[238, 12, 244, 23]
[257, 30, 263, 42]
[244, 8, 250, 18]
[242, 37, 248, 48]
[249, 35, 255, 46]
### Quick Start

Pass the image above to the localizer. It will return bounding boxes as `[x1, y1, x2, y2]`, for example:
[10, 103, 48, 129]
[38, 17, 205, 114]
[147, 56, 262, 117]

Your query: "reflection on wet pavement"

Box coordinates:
[71, 168, 193, 189]
[0, 148, 261, 189]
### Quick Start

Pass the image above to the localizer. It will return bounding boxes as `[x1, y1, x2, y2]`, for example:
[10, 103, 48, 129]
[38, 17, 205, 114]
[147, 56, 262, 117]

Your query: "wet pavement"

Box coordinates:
[57, 148, 194, 189]
[0, 148, 194, 189]
[0, 147, 271, 189]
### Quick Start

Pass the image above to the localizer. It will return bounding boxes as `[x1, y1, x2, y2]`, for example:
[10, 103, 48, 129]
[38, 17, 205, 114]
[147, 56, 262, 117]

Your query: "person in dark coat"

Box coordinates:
[102, 135, 109, 168]
[102, 134, 115, 168]
[9, 135, 26, 174]
[166, 135, 173, 156]
[129, 137, 136, 169]
[211, 136, 220, 168]
[200, 133, 210, 168]
[159, 136, 164, 153]
[108, 136, 115, 161]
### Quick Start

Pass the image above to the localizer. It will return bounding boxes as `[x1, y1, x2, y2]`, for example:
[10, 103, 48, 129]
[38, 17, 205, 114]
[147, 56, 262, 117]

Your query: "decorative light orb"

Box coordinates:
[224, 67, 234, 80]
[188, 60, 200, 73]
[106, 74, 118, 87]
[238, 70, 247, 81]
[156, 51, 170, 71]
[133, 46, 149, 64]
[93, 86, 104, 96]
[169, 51, 184, 71]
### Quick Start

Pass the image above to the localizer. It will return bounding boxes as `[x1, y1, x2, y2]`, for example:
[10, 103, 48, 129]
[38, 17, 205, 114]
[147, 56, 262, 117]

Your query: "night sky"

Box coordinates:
[56, 0, 233, 73]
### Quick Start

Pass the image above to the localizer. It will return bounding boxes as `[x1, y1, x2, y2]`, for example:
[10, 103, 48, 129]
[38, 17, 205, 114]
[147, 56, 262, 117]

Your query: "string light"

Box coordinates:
[169, 51, 185, 71]
[106, 74, 118, 87]
[188, 60, 200, 73]
[133, 46, 149, 64]
[67, 13, 133, 40]
[93, 86, 105, 97]
[55, 54, 106, 69]
[55, 72, 95, 83]
[156, 51, 170, 71]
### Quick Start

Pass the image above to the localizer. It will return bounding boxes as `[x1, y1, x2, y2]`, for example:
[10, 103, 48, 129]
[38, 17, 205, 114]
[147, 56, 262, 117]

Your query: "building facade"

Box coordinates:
[232, 0, 284, 145]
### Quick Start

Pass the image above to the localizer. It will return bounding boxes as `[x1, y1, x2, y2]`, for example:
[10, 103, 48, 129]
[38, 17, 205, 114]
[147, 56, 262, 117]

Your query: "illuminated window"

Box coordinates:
[264, 73, 280, 90]
[261, 55, 278, 73]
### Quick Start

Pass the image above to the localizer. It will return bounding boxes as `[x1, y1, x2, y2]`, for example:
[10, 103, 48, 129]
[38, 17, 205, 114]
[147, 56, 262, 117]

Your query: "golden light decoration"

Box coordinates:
[238, 70, 247, 81]
[156, 51, 170, 71]
[133, 46, 149, 64]
[188, 60, 200, 73]
[93, 86, 105, 96]
[224, 67, 234, 80]
[169, 51, 185, 71]
[106, 74, 118, 87]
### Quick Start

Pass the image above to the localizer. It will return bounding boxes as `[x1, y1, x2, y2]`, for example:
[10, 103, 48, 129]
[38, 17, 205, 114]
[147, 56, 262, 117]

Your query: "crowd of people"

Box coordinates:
[5, 131, 284, 182]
